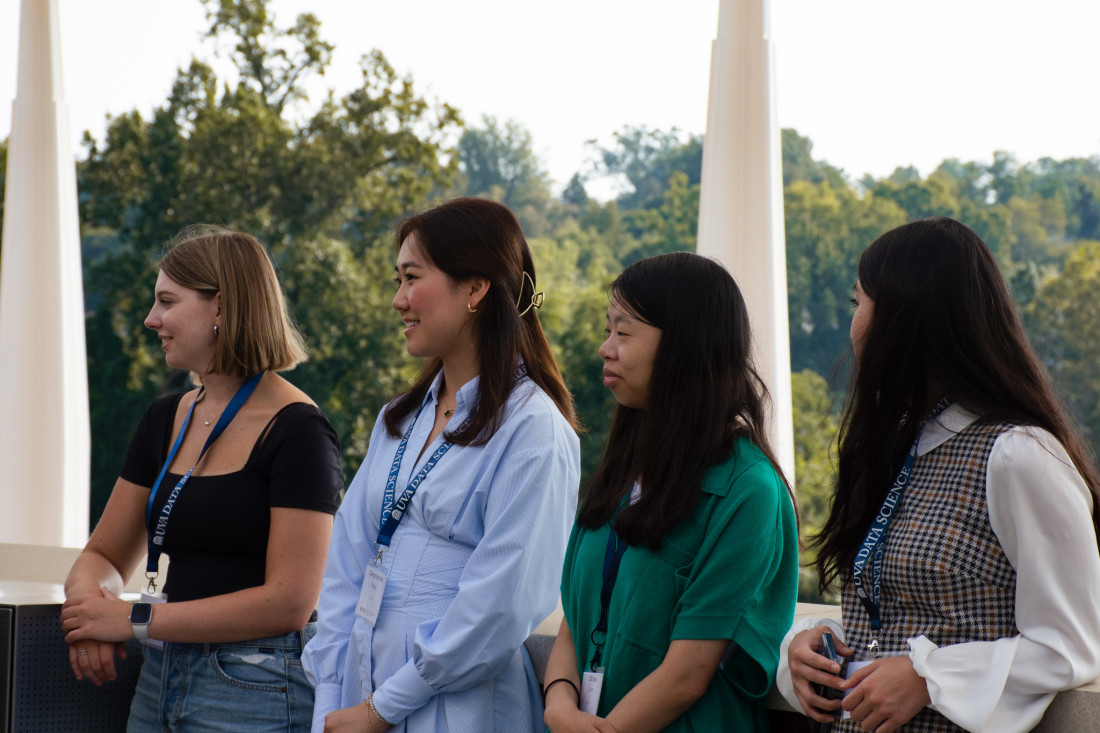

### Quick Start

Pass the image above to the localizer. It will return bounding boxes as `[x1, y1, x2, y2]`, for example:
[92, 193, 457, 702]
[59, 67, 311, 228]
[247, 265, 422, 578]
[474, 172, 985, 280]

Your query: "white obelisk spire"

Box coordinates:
[697, 0, 794, 483]
[0, 0, 91, 546]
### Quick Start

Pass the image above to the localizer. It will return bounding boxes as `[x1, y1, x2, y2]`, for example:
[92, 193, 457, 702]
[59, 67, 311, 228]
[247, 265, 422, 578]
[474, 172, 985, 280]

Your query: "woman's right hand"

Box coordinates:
[545, 704, 619, 733]
[787, 625, 851, 723]
[68, 638, 127, 685]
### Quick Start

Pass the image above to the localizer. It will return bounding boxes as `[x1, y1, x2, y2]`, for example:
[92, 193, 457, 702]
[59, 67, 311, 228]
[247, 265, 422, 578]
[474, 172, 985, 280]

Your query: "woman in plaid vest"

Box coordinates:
[777, 217, 1100, 732]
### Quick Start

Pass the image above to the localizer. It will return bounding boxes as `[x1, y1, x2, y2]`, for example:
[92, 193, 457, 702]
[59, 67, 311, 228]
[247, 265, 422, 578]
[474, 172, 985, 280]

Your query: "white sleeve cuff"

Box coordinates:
[775, 615, 846, 713]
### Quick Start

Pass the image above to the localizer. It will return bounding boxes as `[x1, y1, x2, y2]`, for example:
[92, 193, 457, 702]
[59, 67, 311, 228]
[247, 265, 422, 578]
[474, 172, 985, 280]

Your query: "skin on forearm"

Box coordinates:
[546, 619, 583, 690]
[63, 507, 331, 645]
[603, 638, 727, 733]
[65, 551, 130, 598]
[145, 578, 320, 643]
[545, 616, 589, 726]
[64, 478, 151, 600]
[544, 619, 584, 714]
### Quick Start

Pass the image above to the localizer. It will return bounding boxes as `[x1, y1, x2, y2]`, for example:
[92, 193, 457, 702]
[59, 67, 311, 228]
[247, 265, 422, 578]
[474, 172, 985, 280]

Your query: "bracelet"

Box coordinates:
[542, 677, 581, 706]
[367, 693, 392, 729]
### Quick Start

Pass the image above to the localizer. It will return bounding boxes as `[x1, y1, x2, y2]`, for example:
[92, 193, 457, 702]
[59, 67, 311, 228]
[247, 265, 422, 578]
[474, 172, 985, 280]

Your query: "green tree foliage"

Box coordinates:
[457, 116, 554, 235]
[593, 127, 702, 211]
[1024, 241, 1100, 448]
[1023, 157, 1100, 242]
[61, 0, 1100, 546]
[77, 0, 459, 518]
[784, 180, 906, 378]
[791, 369, 840, 601]
[529, 222, 620, 479]
[781, 128, 845, 188]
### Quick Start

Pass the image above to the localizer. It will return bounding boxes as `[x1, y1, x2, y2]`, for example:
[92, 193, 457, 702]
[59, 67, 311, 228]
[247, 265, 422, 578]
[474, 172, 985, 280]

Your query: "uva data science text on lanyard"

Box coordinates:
[143, 373, 263, 594]
[355, 366, 527, 628]
[851, 397, 951, 658]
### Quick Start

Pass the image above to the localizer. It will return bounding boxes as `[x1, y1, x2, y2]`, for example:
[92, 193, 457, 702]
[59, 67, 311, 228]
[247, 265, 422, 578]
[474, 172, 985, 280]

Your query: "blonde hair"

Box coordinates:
[158, 225, 307, 377]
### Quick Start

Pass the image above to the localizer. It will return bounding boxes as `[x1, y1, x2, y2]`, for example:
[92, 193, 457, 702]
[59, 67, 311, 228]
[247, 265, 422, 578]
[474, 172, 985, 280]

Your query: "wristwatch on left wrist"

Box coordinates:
[129, 602, 153, 640]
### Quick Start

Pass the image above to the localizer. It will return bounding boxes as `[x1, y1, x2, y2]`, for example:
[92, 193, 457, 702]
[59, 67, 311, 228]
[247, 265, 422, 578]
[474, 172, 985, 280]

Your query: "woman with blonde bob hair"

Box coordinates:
[62, 226, 344, 732]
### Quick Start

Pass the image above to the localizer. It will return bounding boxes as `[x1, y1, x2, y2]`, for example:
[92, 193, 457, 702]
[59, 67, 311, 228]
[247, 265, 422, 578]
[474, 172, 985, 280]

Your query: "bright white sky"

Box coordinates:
[2, 0, 1098, 195]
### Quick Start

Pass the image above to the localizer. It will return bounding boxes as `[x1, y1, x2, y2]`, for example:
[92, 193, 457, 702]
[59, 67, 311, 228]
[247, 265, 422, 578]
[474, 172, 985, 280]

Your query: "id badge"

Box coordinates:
[140, 591, 167, 650]
[839, 659, 873, 719]
[580, 668, 604, 715]
[355, 565, 387, 627]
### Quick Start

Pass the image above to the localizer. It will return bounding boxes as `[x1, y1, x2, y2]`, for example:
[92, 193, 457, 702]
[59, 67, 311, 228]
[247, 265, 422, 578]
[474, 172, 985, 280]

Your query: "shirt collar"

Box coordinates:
[917, 402, 981, 456]
[423, 370, 481, 411]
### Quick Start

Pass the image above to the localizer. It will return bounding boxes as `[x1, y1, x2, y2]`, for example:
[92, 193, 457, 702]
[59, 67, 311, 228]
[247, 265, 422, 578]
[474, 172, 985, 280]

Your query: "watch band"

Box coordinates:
[130, 602, 153, 640]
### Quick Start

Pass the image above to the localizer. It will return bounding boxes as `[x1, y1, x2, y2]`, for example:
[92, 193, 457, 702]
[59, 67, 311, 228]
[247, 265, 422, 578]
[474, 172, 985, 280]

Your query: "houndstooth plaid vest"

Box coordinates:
[831, 420, 1018, 733]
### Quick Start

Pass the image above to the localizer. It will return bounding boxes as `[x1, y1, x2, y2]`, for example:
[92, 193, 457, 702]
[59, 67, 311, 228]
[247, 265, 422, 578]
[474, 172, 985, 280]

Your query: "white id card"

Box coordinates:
[355, 565, 387, 627]
[580, 668, 604, 715]
[139, 591, 167, 649]
[839, 659, 873, 719]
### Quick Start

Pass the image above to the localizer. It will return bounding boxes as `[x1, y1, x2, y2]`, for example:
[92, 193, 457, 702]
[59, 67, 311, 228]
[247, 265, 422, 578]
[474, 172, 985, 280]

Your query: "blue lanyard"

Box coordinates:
[851, 397, 951, 655]
[589, 499, 629, 671]
[374, 366, 528, 563]
[144, 373, 263, 591]
[374, 404, 473, 559]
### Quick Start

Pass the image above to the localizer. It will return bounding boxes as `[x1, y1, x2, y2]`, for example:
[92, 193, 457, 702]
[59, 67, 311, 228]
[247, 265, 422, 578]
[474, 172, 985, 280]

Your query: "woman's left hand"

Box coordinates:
[61, 586, 133, 643]
[840, 655, 930, 732]
[323, 701, 391, 733]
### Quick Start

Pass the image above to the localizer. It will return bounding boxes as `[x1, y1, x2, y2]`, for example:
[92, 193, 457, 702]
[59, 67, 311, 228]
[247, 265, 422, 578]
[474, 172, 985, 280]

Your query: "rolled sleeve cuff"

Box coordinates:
[372, 660, 438, 724]
[311, 681, 342, 733]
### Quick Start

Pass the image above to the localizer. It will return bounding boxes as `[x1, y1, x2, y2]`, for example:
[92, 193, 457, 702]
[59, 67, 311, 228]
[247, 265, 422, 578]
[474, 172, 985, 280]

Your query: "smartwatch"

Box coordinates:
[130, 602, 153, 641]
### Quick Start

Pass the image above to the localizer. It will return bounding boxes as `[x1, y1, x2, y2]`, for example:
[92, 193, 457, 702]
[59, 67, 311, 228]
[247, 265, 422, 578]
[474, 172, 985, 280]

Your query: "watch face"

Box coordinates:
[130, 602, 153, 624]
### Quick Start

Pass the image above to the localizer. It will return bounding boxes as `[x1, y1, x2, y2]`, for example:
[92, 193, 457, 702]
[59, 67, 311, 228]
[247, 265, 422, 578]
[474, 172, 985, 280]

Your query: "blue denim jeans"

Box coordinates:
[127, 624, 316, 732]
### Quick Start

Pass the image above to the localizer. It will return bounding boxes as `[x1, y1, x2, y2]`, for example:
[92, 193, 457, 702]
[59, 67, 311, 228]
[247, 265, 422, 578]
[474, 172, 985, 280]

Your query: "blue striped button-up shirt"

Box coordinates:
[303, 371, 580, 732]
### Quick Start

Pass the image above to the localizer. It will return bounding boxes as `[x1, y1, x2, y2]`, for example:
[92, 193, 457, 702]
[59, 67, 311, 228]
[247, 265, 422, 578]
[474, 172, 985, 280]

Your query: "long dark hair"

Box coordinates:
[577, 252, 792, 549]
[815, 216, 1100, 591]
[383, 198, 578, 442]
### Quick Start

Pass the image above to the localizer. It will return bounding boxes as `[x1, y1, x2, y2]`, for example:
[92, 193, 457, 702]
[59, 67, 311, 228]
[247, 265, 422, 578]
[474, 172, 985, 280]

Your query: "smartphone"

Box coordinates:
[808, 632, 845, 733]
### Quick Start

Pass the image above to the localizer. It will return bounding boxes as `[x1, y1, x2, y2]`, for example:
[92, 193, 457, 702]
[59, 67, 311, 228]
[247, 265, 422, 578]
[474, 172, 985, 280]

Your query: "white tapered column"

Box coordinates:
[697, 0, 794, 483]
[0, 0, 90, 546]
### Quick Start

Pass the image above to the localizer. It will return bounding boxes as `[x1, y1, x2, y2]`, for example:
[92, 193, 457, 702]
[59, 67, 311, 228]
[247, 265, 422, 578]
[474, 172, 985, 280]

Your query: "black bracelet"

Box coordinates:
[542, 677, 581, 706]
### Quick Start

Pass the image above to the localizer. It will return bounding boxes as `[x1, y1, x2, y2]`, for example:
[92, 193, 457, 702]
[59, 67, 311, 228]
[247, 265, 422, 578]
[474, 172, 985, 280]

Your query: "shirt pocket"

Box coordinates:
[416, 474, 485, 547]
[615, 539, 696, 658]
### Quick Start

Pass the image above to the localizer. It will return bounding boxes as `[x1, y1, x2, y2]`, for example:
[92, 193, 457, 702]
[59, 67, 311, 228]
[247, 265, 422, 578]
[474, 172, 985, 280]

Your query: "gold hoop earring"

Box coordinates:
[467, 302, 477, 313]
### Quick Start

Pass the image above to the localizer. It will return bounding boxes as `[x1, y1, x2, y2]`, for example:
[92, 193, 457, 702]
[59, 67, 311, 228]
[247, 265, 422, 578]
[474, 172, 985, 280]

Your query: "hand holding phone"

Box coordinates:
[809, 632, 846, 732]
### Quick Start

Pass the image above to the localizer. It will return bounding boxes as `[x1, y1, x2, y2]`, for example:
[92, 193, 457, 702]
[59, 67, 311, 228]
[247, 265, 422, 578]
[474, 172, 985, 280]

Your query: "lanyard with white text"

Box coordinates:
[373, 366, 527, 563]
[851, 397, 951, 656]
[589, 501, 628, 671]
[143, 373, 263, 592]
[373, 405, 474, 562]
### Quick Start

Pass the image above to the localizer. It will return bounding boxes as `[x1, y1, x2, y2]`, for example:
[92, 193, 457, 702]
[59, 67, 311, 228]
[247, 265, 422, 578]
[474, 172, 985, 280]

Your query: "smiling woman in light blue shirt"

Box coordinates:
[303, 198, 580, 733]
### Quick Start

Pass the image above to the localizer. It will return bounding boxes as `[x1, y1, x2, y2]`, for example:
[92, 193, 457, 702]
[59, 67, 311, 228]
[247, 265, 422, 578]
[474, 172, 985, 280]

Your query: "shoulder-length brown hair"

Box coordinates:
[383, 198, 578, 443]
[158, 226, 307, 378]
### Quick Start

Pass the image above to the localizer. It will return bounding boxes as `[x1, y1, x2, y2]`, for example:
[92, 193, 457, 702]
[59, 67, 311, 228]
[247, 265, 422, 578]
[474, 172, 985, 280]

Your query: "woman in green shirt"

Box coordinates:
[543, 252, 800, 733]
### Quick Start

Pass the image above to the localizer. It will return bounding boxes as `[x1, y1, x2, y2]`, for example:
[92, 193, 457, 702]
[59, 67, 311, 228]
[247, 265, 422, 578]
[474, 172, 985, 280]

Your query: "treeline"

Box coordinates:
[1, 1, 1098, 601]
